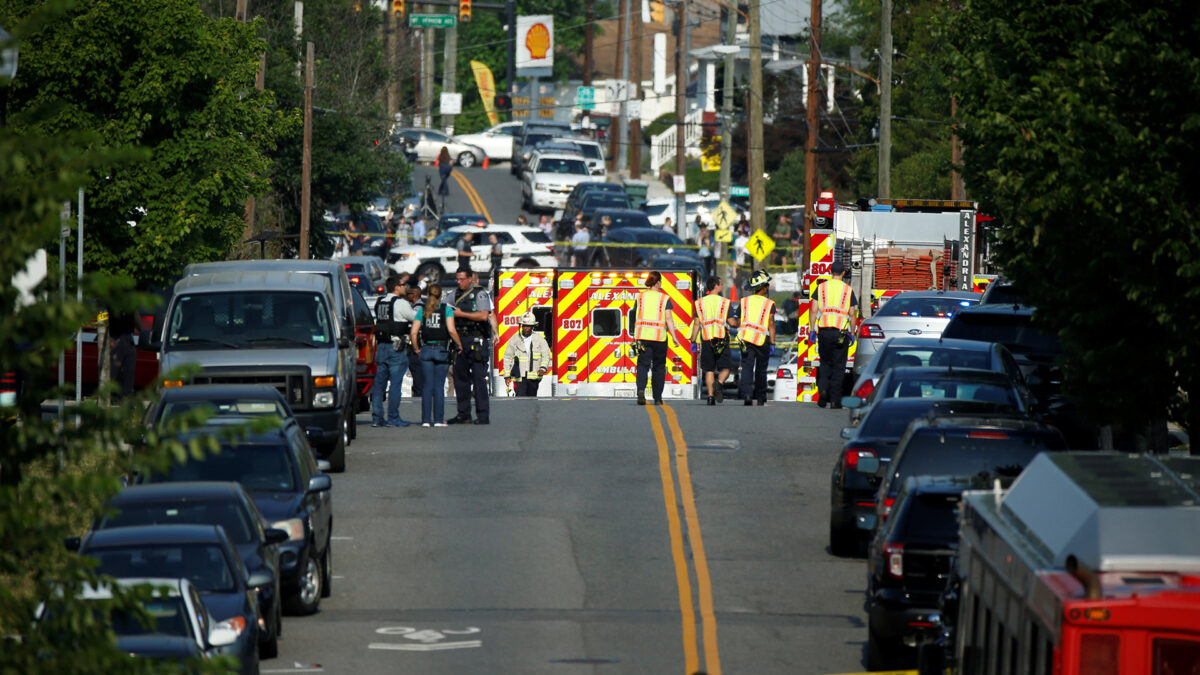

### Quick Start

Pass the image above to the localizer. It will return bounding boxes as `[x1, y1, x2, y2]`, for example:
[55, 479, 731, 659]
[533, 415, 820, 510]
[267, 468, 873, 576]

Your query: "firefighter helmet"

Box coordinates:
[749, 270, 772, 290]
[519, 311, 538, 326]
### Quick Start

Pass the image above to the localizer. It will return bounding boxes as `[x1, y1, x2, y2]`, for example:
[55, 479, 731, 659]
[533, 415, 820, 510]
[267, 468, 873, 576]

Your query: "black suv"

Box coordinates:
[865, 476, 975, 670]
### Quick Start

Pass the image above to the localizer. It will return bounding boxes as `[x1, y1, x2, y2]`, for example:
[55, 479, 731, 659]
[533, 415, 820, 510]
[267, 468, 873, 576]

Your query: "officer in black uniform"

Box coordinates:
[445, 269, 497, 424]
[371, 276, 416, 427]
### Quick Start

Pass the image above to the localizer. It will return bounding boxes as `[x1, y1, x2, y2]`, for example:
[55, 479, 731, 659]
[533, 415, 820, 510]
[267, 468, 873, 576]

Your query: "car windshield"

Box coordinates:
[876, 347, 991, 372]
[523, 231, 551, 243]
[889, 435, 1048, 492]
[429, 231, 462, 247]
[157, 441, 297, 492]
[876, 296, 978, 318]
[895, 492, 962, 542]
[158, 398, 287, 420]
[605, 213, 652, 229]
[109, 596, 192, 638]
[943, 313, 1060, 355]
[574, 143, 603, 159]
[536, 158, 589, 175]
[881, 373, 1018, 406]
[100, 500, 255, 545]
[860, 403, 939, 438]
[643, 203, 671, 216]
[522, 133, 554, 148]
[91, 544, 236, 593]
[636, 231, 685, 246]
[440, 214, 487, 227]
[584, 194, 629, 210]
[167, 292, 332, 348]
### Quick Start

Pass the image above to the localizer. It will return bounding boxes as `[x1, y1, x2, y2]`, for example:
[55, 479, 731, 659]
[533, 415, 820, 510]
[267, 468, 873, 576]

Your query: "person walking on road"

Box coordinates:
[410, 285, 462, 427]
[438, 146, 453, 197]
[456, 230, 476, 273]
[809, 261, 858, 408]
[634, 271, 678, 406]
[738, 270, 777, 406]
[446, 270, 497, 424]
[503, 312, 551, 396]
[571, 221, 590, 267]
[691, 276, 739, 405]
[372, 276, 417, 427]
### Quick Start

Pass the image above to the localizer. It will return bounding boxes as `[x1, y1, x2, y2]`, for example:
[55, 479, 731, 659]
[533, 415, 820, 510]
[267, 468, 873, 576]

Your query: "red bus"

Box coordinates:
[935, 452, 1200, 675]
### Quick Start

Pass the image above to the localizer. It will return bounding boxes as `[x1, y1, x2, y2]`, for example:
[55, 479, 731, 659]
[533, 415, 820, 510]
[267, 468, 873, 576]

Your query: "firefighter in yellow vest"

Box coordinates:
[738, 270, 777, 406]
[809, 260, 859, 408]
[690, 276, 739, 405]
[634, 271, 678, 406]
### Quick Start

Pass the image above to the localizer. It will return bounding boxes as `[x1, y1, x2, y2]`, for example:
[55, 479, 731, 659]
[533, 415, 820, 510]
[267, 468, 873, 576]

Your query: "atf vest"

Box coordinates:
[453, 286, 487, 337]
[635, 289, 670, 342]
[420, 303, 450, 343]
[698, 294, 730, 341]
[739, 294, 775, 346]
[816, 278, 854, 330]
[374, 295, 412, 342]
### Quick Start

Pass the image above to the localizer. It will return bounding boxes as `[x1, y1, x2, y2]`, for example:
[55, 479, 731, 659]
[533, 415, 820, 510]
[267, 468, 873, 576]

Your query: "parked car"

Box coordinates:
[588, 208, 653, 236]
[393, 127, 485, 166]
[340, 256, 389, 302]
[854, 291, 981, 374]
[330, 212, 389, 260]
[75, 525, 265, 675]
[511, 121, 574, 176]
[551, 136, 607, 178]
[388, 223, 556, 283]
[452, 121, 523, 161]
[350, 288, 378, 410]
[143, 384, 295, 428]
[866, 475, 976, 670]
[93, 483, 289, 658]
[842, 365, 1031, 425]
[521, 153, 594, 212]
[142, 420, 334, 617]
[595, 227, 698, 268]
[556, 187, 632, 240]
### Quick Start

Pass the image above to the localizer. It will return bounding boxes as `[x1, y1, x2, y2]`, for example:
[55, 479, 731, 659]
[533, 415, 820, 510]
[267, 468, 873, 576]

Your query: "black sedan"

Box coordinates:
[594, 227, 699, 268]
[95, 482, 289, 658]
[144, 420, 334, 616]
[144, 384, 294, 426]
[76, 525, 266, 675]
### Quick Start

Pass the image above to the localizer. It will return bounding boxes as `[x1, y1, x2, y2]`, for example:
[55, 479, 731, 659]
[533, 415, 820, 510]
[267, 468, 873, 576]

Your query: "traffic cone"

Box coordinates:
[730, 283, 739, 303]
[482, 156, 489, 169]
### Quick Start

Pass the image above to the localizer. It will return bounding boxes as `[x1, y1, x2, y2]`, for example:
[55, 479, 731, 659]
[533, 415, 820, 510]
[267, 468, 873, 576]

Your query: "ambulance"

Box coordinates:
[492, 269, 556, 396]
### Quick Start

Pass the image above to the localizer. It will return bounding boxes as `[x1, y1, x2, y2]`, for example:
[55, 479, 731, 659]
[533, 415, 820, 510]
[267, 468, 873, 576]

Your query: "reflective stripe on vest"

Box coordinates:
[698, 295, 730, 341]
[816, 279, 853, 330]
[635, 289, 669, 342]
[739, 295, 774, 346]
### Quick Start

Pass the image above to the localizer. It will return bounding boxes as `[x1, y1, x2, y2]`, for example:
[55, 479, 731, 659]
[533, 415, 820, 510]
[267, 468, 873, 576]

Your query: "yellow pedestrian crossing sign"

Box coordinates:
[711, 199, 738, 232]
[746, 229, 775, 262]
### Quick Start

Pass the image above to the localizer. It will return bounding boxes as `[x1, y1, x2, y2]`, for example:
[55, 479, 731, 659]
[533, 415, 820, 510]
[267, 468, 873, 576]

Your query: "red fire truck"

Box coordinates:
[929, 452, 1200, 675]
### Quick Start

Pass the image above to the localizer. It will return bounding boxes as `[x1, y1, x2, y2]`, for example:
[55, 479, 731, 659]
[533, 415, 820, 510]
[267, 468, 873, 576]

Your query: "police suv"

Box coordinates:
[386, 223, 557, 283]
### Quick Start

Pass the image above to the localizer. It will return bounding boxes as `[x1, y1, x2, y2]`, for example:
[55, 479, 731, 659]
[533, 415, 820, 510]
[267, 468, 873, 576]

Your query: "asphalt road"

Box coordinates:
[413, 164, 548, 227]
[266, 398, 870, 675]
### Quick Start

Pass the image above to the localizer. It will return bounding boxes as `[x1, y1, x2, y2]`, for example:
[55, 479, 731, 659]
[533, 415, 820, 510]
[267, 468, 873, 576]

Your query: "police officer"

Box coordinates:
[809, 260, 858, 408]
[690, 276, 739, 405]
[372, 276, 417, 427]
[738, 270, 777, 406]
[445, 269, 498, 424]
[634, 271, 678, 406]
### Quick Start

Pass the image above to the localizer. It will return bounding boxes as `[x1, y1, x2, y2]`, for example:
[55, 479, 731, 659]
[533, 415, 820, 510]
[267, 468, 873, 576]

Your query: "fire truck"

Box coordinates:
[492, 268, 697, 399]
[924, 452, 1200, 675]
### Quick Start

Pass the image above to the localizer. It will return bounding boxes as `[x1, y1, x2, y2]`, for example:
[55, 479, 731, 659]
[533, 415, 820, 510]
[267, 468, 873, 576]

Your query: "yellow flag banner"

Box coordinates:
[470, 60, 499, 126]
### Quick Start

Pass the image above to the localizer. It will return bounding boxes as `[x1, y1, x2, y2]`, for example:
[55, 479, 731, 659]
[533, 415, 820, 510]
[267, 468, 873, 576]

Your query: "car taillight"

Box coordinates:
[885, 542, 904, 578]
[776, 368, 793, 379]
[854, 378, 875, 399]
[844, 446, 876, 469]
[1, 372, 17, 408]
[859, 323, 884, 339]
[882, 496, 895, 519]
[968, 431, 1009, 439]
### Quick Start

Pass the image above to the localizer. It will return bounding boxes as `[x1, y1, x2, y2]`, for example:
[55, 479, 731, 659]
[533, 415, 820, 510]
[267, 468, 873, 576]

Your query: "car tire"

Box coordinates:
[284, 547, 322, 616]
[457, 152, 476, 167]
[515, 258, 538, 268]
[866, 620, 904, 671]
[321, 542, 333, 598]
[415, 262, 443, 285]
[348, 404, 357, 440]
[259, 613, 279, 659]
[829, 514, 858, 557]
[327, 417, 347, 473]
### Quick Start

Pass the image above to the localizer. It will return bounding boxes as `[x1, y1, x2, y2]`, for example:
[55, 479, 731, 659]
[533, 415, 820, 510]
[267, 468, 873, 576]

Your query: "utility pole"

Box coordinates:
[879, 0, 892, 198]
[442, 23, 458, 133]
[506, 0, 516, 115]
[718, 3, 735, 202]
[237, 0, 264, 249]
[747, 0, 764, 247]
[674, 0, 689, 239]
[802, 0, 822, 270]
[618, 0, 632, 171]
[584, 0, 594, 86]
[611, 0, 628, 172]
[300, 42, 313, 260]
[422, 18, 434, 127]
[386, 7, 401, 122]
[630, 0, 643, 179]
[950, 96, 964, 199]
[294, 2, 304, 78]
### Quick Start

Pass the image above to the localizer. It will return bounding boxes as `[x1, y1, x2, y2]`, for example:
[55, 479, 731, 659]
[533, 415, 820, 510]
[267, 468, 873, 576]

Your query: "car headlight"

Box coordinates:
[535, 183, 546, 191]
[313, 391, 335, 407]
[271, 518, 306, 542]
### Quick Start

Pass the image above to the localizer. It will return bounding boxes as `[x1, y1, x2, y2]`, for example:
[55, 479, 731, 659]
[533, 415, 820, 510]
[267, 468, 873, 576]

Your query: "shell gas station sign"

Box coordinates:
[516, 15, 553, 78]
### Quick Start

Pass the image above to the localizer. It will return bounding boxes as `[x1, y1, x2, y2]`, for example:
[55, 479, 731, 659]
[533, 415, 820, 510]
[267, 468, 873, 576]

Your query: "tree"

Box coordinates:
[1, 0, 292, 289]
[942, 0, 1200, 448]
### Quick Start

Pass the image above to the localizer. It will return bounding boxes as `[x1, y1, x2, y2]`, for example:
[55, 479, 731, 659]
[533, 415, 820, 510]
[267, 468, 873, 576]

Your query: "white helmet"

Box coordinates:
[519, 311, 538, 327]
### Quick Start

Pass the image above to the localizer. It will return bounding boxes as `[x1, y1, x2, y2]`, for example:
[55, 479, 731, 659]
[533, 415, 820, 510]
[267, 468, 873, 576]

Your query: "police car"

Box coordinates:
[386, 223, 557, 284]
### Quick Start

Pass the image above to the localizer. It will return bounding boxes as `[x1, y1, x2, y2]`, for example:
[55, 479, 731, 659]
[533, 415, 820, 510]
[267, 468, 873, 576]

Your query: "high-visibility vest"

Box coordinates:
[816, 278, 854, 330]
[635, 289, 669, 342]
[697, 294, 730, 341]
[739, 294, 775, 346]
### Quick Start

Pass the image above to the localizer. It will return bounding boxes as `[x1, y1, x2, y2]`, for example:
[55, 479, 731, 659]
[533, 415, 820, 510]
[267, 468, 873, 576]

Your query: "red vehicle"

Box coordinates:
[932, 452, 1200, 675]
[349, 289, 378, 411]
[56, 315, 160, 395]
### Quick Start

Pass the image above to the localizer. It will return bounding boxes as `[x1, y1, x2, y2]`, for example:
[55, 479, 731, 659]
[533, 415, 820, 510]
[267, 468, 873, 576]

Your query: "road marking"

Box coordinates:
[646, 406, 700, 675]
[662, 404, 722, 675]
[371, 625, 483, 652]
[261, 665, 324, 673]
[331, 536, 354, 540]
[368, 640, 482, 651]
[451, 170, 493, 224]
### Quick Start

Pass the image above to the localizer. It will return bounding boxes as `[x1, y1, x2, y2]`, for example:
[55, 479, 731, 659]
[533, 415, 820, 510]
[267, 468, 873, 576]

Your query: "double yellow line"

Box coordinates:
[451, 170, 493, 224]
[647, 404, 722, 674]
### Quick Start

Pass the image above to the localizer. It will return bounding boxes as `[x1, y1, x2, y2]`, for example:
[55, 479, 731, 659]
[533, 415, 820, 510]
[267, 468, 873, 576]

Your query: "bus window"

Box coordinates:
[1080, 633, 1120, 675]
[1154, 637, 1200, 675]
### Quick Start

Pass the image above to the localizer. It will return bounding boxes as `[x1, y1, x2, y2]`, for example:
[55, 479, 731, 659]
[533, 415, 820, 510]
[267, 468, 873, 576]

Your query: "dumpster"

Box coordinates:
[622, 179, 649, 210]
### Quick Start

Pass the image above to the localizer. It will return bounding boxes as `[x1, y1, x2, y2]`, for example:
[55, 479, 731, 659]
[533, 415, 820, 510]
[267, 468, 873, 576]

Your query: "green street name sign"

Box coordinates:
[409, 14, 456, 28]
[730, 185, 749, 197]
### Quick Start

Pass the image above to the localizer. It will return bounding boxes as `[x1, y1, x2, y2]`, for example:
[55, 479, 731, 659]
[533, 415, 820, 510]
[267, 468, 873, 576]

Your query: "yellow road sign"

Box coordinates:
[701, 137, 721, 172]
[714, 228, 732, 243]
[746, 229, 775, 262]
[711, 199, 739, 232]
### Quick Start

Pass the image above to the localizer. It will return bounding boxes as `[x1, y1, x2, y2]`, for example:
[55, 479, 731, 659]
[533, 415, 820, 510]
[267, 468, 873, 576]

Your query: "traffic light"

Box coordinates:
[458, 0, 471, 22]
[495, 94, 511, 110]
[392, 0, 405, 18]
[650, 0, 664, 23]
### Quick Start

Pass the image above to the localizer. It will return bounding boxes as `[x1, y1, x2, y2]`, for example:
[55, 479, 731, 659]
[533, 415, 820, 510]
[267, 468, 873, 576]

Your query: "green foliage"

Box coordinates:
[2, 0, 293, 289]
[942, 0, 1200, 438]
[765, 147, 809, 207]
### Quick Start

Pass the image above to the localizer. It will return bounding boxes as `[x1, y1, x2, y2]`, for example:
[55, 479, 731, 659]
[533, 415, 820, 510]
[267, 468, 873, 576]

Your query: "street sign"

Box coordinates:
[672, 175, 686, 194]
[711, 200, 739, 232]
[746, 230, 775, 262]
[700, 138, 721, 172]
[440, 92, 462, 115]
[576, 86, 595, 111]
[516, 15, 553, 77]
[730, 185, 749, 198]
[714, 228, 732, 243]
[409, 14, 456, 28]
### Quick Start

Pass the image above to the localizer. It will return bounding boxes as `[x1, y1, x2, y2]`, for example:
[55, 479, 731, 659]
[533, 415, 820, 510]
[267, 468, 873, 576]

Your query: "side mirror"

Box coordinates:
[264, 528, 289, 546]
[246, 570, 275, 589]
[856, 456, 880, 474]
[841, 396, 863, 409]
[338, 336, 351, 349]
[307, 474, 332, 493]
[64, 536, 81, 552]
[207, 623, 239, 648]
[305, 427, 324, 444]
[840, 427, 855, 440]
[317, 459, 332, 473]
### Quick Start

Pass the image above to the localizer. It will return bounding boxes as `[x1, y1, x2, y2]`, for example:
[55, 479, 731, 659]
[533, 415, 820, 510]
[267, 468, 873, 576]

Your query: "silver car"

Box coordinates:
[854, 290, 981, 376]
